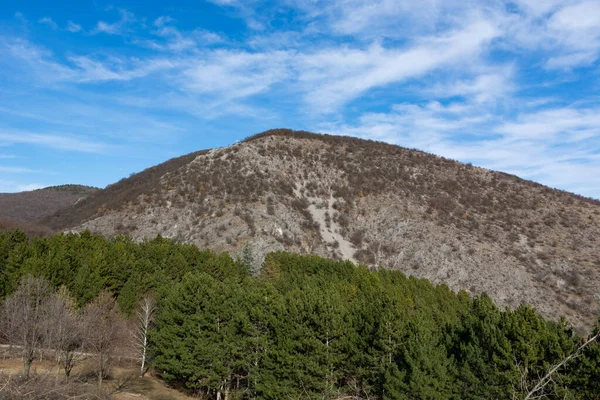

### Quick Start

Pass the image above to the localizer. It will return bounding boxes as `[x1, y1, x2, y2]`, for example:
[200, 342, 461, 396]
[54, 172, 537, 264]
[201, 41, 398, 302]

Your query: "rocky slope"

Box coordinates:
[45, 129, 600, 332]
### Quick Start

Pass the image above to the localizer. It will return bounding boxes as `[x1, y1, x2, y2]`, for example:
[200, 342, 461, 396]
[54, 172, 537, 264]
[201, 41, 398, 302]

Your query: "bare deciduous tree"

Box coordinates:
[82, 291, 123, 388]
[0, 275, 52, 378]
[43, 286, 83, 379]
[134, 294, 156, 377]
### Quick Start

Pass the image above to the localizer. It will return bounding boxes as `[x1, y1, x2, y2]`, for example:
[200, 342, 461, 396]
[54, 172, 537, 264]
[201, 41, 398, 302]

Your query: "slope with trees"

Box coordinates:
[38, 129, 600, 333]
[0, 230, 599, 399]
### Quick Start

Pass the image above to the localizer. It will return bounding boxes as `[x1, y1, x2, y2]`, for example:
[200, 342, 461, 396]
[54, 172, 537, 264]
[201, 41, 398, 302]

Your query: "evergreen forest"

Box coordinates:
[0, 229, 598, 399]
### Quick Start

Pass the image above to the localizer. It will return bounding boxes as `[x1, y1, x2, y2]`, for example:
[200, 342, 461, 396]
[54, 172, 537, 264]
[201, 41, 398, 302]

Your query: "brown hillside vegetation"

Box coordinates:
[45, 129, 600, 333]
[44, 152, 207, 230]
[0, 185, 98, 236]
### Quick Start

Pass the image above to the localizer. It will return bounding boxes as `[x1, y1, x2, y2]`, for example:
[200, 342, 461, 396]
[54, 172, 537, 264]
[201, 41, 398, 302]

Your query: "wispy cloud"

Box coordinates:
[182, 50, 290, 99]
[3, 38, 177, 83]
[65, 21, 82, 33]
[14, 11, 27, 24]
[38, 17, 58, 30]
[0, 180, 45, 193]
[296, 19, 500, 112]
[92, 9, 134, 35]
[0, 131, 114, 153]
[424, 67, 516, 105]
[0, 166, 44, 173]
[2, 1, 600, 196]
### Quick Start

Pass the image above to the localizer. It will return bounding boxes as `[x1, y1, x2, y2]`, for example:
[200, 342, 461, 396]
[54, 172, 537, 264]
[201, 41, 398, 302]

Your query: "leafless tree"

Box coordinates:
[523, 331, 600, 400]
[134, 294, 156, 377]
[0, 275, 52, 378]
[43, 286, 83, 379]
[82, 291, 123, 388]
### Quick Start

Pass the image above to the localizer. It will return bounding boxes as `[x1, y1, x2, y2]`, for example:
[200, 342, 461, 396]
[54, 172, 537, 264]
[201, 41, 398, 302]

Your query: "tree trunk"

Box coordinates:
[224, 380, 231, 400]
[140, 335, 147, 377]
[98, 352, 105, 388]
[24, 357, 32, 378]
[23, 348, 34, 378]
[64, 352, 74, 379]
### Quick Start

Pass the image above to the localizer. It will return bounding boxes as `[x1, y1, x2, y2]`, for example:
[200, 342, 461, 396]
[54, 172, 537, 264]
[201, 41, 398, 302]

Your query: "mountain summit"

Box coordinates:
[44, 129, 600, 332]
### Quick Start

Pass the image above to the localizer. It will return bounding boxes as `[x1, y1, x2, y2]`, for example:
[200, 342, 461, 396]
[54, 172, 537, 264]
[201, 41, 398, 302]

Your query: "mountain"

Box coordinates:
[0, 185, 98, 235]
[43, 129, 600, 332]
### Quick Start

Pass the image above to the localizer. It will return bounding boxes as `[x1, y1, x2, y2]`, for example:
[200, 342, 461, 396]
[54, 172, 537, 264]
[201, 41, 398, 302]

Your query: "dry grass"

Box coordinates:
[0, 357, 194, 400]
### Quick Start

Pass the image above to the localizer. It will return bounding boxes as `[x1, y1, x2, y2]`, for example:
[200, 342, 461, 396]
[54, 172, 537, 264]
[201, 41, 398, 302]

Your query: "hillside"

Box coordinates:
[44, 129, 600, 332]
[0, 185, 98, 235]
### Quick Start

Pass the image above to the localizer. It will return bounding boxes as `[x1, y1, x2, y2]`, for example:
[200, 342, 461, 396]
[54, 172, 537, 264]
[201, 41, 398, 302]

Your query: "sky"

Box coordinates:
[0, 0, 599, 198]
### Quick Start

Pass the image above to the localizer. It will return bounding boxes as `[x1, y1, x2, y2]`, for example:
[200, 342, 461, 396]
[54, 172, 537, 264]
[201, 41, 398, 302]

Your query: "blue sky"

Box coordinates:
[1, 0, 600, 198]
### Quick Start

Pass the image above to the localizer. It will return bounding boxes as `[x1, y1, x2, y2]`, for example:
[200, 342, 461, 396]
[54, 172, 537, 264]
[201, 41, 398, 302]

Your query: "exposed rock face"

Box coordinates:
[46, 129, 600, 332]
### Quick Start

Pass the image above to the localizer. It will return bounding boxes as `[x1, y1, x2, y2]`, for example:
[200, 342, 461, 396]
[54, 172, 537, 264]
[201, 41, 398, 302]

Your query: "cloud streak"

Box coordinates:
[0, 131, 114, 154]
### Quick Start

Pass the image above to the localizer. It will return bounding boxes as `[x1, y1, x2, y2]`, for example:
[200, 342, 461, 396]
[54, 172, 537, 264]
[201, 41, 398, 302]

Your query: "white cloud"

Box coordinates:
[511, 0, 570, 16]
[425, 67, 515, 104]
[208, 0, 239, 4]
[500, 0, 600, 69]
[193, 30, 226, 45]
[328, 0, 459, 37]
[154, 16, 175, 27]
[94, 21, 120, 35]
[137, 25, 225, 52]
[544, 1, 600, 69]
[496, 107, 600, 140]
[326, 100, 490, 150]
[0, 166, 39, 173]
[38, 17, 58, 30]
[65, 21, 82, 33]
[67, 56, 171, 82]
[3, 38, 177, 83]
[205, 0, 265, 30]
[3, 39, 78, 82]
[297, 18, 500, 112]
[549, 1, 600, 30]
[14, 11, 27, 24]
[152, 26, 197, 51]
[0, 131, 113, 153]
[182, 50, 291, 100]
[0, 180, 44, 193]
[92, 9, 134, 35]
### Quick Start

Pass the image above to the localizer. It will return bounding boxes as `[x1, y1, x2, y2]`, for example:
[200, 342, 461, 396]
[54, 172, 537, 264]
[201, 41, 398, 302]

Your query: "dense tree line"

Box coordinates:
[0, 230, 598, 399]
[0, 229, 242, 314]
